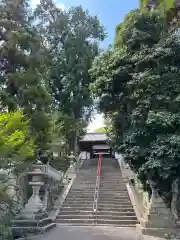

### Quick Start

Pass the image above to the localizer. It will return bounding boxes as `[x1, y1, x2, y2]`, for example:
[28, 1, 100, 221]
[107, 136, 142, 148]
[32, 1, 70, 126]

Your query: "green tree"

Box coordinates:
[0, 0, 52, 151]
[90, 8, 180, 205]
[52, 112, 88, 154]
[0, 111, 35, 240]
[95, 127, 107, 133]
[34, 0, 106, 152]
[0, 111, 35, 167]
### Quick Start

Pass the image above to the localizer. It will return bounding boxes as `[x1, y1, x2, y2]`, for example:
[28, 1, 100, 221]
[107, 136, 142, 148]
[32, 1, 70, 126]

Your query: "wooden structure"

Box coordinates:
[79, 132, 112, 158]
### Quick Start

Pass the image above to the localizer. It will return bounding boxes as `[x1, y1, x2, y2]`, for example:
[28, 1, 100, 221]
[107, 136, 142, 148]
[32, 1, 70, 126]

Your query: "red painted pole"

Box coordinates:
[97, 153, 102, 177]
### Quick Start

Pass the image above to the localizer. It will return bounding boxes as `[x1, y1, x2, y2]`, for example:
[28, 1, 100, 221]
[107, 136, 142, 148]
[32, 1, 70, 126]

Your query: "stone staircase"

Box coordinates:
[56, 159, 97, 224]
[56, 158, 138, 226]
[97, 158, 138, 226]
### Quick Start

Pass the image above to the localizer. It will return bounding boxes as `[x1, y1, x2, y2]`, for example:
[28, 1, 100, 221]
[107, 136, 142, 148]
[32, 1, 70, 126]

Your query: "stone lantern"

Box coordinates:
[22, 161, 45, 219]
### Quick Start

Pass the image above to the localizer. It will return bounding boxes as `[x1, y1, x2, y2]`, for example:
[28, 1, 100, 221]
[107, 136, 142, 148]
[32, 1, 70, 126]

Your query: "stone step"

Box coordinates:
[56, 223, 135, 227]
[96, 211, 136, 216]
[57, 214, 93, 219]
[98, 198, 131, 203]
[97, 219, 138, 225]
[98, 204, 134, 208]
[64, 201, 93, 204]
[72, 181, 96, 183]
[100, 178, 124, 180]
[99, 192, 129, 195]
[66, 195, 94, 199]
[56, 218, 137, 225]
[67, 193, 94, 196]
[70, 188, 96, 191]
[72, 185, 95, 187]
[66, 197, 130, 201]
[99, 186, 127, 188]
[65, 197, 94, 200]
[60, 207, 135, 213]
[62, 203, 93, 207]
[12, 223, 56, 238]
[75, 178, 97, 181]
[11, 218, 52, 227]
[100, 192, 129, 196]
[98, 195, 130, 198]
[62, 206, 93, 211]
[68, 190, 95, 193]
[65, 196, 93, 200]
[62, 203, 133, 209]
[97, 215, 137, 221]
[100, 185, 126, 187]
[57, 214, 137, 221]
[58, 210, 136, 216]
[98, 191, 128, 194]
[70, 189, 95, 192]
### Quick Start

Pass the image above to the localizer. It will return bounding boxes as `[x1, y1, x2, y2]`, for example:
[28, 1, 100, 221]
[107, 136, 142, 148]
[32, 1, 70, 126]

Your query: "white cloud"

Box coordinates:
[30, 0, 65, 10]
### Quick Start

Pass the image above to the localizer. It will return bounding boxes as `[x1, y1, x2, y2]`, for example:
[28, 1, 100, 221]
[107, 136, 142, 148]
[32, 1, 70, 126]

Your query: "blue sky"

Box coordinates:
[31, 0, 139, 131]
[59, 0, 139, 48]
[32, 0, 139, 48]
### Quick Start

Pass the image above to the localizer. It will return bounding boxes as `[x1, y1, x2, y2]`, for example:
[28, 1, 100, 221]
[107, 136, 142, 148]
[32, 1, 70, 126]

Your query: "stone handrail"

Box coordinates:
[3, 154, 84, 222]
[21, 154, 84, 218]
[30, 162, 63, 182]
[115, 153, 149, 221]
[115, 153, 178, 237]
[46, 163, 63, 181]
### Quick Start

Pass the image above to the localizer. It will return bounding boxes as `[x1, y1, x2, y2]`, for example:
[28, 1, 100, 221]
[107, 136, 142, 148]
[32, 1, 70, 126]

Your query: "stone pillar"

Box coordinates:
[6, 174, 17, 201]
[42, 185, 48, 212]
[136, 180, 178, 238]
[21, 163, 45, 219]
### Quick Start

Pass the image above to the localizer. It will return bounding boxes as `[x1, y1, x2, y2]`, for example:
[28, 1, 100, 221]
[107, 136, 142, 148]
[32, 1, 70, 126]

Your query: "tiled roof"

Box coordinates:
[79, 132, 108, 142]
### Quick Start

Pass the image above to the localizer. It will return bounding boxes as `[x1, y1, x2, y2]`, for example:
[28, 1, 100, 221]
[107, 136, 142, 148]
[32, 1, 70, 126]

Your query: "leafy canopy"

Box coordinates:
[90, 7, 180, 203]
[0, 111, 35, 168]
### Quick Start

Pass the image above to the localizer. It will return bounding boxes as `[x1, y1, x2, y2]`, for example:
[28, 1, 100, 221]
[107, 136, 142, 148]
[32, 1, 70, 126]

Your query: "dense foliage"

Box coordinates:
[0, 0, 105, 156]
[34, 0, 106, 152]
[0, 111, 35, 167]
[90, 7, 180, 203]
[0, 111, 35, 239]
[0, 0, 52, 152]
[0, 1, 104, 238]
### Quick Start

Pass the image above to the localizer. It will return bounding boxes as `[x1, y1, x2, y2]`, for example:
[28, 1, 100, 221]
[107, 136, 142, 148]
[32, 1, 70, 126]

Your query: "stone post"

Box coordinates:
[42, 185, 49, 212]
[6, 174, 18, 201]
[136, 180, 178, 238]
[21, 162, 45, 219]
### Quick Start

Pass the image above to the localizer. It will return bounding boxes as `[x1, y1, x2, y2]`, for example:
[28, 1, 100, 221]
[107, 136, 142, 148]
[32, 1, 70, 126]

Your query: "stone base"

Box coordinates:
[11, 216, 56, 238]
[17, 211, 48, 220]
[136, 224, 178, 238]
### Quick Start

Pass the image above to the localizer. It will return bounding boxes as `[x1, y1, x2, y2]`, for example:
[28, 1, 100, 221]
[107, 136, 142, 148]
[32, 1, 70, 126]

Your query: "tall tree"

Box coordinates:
[34, 0, 106, 151]
[0, 0, 52, 151]
[90, 7, 180, 206]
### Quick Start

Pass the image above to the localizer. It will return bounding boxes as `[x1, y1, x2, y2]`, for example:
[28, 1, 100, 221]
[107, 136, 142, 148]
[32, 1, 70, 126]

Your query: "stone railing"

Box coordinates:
[1, 153, 84, 238]
[2, 153, 83, 215]
[115, 153, 178, 238]
[115, 153, 149, 221]
[45, 163, 64, 181]
[20, 156, 81, 219]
